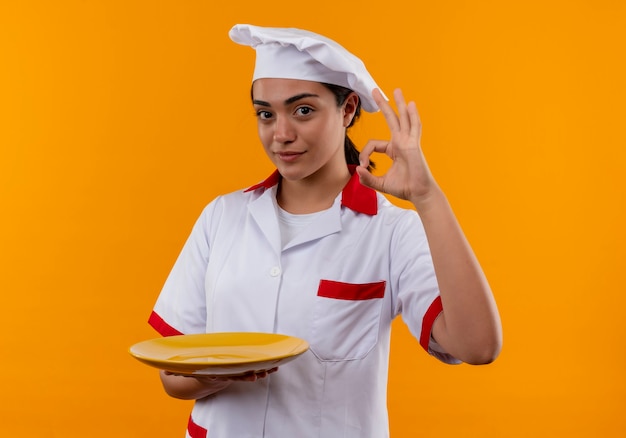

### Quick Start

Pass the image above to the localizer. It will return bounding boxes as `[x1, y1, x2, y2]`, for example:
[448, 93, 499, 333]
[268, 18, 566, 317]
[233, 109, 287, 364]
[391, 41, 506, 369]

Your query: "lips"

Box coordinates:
[276, 151, 305, 162]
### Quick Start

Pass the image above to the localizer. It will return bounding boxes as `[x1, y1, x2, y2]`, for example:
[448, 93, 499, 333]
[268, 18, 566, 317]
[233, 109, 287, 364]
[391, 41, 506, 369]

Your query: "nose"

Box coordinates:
[273, 116, 296, 144]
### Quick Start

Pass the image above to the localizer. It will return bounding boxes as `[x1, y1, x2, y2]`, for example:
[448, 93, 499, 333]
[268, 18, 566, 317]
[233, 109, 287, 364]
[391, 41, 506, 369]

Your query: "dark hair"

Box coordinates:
[321, 83, 374, 171]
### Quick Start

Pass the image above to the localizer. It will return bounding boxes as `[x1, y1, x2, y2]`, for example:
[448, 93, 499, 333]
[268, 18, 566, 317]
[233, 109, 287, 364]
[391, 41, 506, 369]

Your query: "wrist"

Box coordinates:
[409, 184, 447, 215]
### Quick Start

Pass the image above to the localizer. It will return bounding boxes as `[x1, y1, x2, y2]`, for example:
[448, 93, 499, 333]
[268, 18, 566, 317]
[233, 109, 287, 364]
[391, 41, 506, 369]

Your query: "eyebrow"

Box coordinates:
[253, 93, 320, 107]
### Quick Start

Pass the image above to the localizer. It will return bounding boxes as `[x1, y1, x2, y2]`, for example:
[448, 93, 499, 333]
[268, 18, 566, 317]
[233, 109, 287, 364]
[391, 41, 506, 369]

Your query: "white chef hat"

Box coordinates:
[228, 24, 385, 113]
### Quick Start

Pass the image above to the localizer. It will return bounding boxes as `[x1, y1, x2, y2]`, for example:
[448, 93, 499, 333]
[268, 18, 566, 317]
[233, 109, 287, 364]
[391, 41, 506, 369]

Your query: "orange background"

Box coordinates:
[1, 1, 624, 436]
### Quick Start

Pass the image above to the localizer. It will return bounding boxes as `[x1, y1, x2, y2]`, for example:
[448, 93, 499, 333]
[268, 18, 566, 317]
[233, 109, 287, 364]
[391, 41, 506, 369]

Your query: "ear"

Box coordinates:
[342, 92, 359, 127]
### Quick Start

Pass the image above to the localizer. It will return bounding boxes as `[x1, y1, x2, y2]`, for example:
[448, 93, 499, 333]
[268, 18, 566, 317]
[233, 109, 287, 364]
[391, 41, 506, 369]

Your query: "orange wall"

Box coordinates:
[1, 1, 624, 436]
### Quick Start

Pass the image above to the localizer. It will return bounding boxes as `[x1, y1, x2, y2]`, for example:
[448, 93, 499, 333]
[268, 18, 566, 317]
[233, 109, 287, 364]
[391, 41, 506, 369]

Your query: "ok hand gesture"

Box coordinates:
[356, 88, 439, 208]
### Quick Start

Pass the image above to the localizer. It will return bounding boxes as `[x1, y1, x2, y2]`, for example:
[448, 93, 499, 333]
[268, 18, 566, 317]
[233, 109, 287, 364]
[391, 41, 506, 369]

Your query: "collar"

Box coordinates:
[244, 165, 377, 215]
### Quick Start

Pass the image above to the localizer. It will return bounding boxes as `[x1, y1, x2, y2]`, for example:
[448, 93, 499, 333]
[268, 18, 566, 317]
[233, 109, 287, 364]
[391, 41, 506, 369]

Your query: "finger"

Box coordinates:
[372, 88, 387, 108]
[372, 88, 400, 132]
[232, 372, 258, 382]
[229, 368, 277, 381]
[407, 101, 422, 142]
[393, 88, 411, 133]
[355, 165, 385, 192]
[359, 139, 391, 167]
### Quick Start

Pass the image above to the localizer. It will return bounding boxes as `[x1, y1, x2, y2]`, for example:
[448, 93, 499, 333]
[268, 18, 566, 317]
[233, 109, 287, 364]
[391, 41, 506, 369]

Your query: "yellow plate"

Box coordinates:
[129, 332, 309, 376]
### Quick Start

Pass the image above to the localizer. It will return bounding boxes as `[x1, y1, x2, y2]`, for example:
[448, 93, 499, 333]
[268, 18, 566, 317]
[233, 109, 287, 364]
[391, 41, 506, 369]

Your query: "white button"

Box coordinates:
[270, 266, 281, 277]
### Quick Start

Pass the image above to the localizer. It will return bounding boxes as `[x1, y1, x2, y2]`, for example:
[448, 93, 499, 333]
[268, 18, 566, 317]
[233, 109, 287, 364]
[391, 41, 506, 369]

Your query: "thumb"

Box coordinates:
[356, 166, 383, 191]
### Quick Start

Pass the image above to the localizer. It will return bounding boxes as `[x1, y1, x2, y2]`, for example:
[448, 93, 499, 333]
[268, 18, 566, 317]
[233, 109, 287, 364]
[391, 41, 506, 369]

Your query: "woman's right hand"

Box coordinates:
[159, 368, 278, 400]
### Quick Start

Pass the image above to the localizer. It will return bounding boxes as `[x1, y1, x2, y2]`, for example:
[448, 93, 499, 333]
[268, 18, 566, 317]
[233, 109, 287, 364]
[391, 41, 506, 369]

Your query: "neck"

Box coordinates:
[277, 163, 351, 214]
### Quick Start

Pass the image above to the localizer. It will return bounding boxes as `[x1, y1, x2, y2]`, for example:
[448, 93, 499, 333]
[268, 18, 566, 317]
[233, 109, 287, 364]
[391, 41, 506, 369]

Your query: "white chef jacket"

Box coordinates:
[149, 166, 459, 438]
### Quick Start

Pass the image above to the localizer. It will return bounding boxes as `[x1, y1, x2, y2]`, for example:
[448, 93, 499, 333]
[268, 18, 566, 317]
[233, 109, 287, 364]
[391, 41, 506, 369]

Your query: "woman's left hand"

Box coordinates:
[356, 88, 439, 208]
[358, 89, 502, 365]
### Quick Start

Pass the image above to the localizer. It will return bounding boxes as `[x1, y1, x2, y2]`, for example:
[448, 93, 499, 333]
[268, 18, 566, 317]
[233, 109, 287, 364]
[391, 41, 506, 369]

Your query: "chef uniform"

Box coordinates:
[149, 24, 459, 438]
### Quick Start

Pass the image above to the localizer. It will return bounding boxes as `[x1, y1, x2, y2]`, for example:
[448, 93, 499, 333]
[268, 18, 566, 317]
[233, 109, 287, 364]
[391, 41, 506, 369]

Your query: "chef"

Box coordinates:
[149, 23, 502, 438]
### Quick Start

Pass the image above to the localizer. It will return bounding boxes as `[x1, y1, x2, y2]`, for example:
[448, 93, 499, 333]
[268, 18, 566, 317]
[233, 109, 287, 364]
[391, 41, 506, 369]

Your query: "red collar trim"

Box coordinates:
[244, 165, 377, 215]
[244, 170, 281, 192]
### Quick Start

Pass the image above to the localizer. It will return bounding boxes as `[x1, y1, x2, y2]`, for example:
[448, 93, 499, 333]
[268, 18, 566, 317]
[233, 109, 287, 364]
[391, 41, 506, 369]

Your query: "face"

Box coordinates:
[251, 78, 358, 183]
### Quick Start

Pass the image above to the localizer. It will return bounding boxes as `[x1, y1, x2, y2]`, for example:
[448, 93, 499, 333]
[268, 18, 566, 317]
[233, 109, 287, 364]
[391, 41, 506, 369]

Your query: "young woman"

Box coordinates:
[148, 24, 502, 438]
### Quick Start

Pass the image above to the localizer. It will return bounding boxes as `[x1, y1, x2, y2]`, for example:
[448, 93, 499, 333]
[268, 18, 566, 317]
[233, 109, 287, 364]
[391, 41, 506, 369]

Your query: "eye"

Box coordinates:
[295, 106, 314, 117]
[256, 110, 273, 120]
